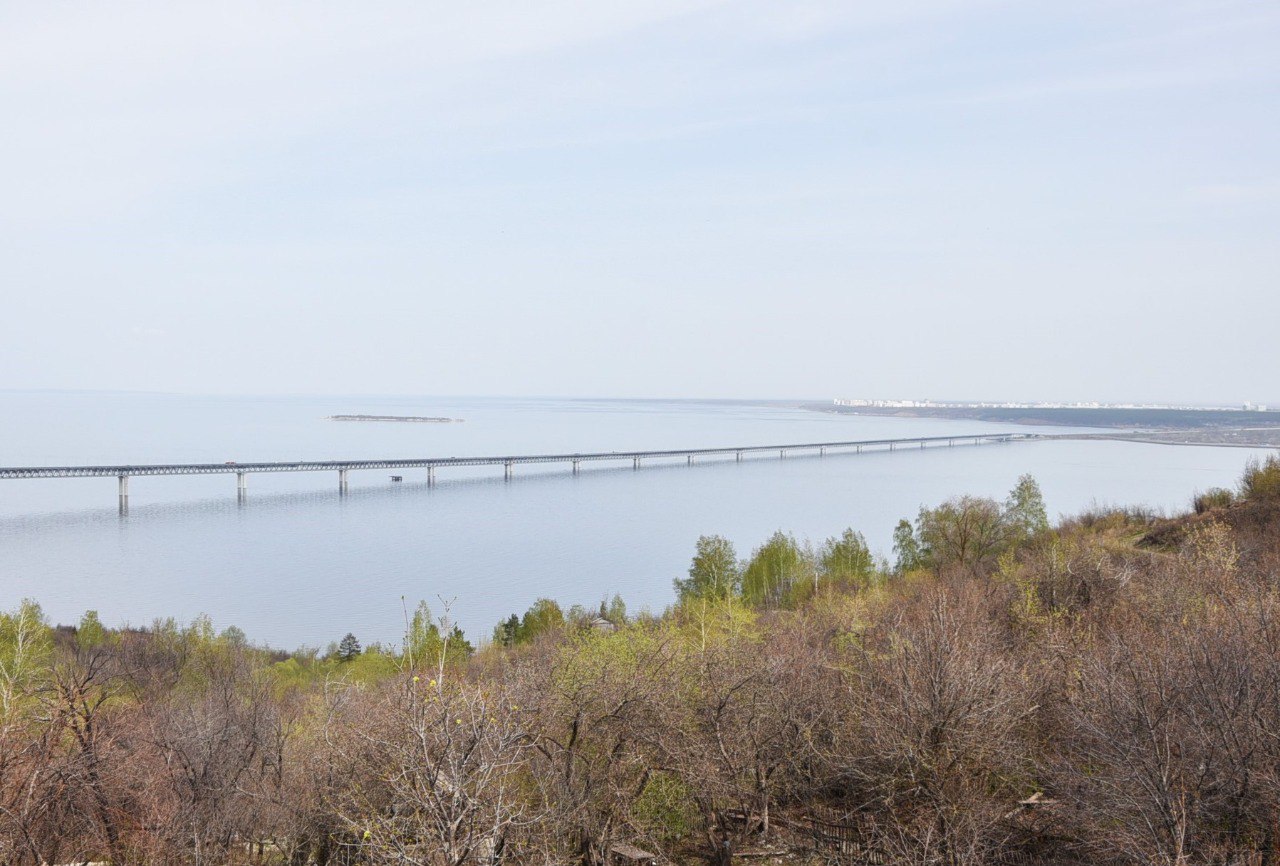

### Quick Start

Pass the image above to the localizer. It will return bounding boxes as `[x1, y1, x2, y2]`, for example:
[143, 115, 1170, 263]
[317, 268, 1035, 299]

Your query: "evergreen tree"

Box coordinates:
[337, 632, 362, 662]
[492, 614, 520, 648]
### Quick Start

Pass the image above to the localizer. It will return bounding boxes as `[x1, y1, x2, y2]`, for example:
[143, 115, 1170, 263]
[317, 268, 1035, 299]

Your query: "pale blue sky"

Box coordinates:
[2, 1, 1277, 403]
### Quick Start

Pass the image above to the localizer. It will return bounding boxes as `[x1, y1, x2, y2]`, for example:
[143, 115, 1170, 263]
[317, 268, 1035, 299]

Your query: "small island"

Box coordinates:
[327, 414, 463, 423]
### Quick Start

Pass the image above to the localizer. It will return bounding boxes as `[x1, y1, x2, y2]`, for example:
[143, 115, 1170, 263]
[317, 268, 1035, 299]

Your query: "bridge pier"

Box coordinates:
[118, 475, 129, 513]
[736, 451, 742, 462]
[856, 444, 862, 453]
[338, 469, 349, 494]
[633, 457, 640, 470]
[687, 455, 693, 465]
[236, 472, 247, 503]
[889, 443, 895, 451]
[819, 447, 825, 457]
[427, 466, 435, 487]
[572, 460, 580, 475]
[504, 462, 513, 481]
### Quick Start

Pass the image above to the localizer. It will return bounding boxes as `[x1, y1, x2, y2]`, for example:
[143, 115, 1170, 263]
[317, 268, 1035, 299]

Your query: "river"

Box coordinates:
[0, 392, 1269, 650]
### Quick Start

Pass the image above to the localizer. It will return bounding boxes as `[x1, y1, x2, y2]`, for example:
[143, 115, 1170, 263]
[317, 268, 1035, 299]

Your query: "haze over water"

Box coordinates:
[0, 392, 1269, 650]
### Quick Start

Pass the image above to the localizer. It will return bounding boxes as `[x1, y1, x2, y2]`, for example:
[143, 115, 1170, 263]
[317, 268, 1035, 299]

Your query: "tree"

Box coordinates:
[0, 600, 51, 719]
[916, 496, 1009, 572]
[493, 614, 521, 648]
[819, 528, 875, 588]
[330, 677, 546, 866]
[405, 601, 442, 668]
[892, 519, 922, 574]
[675, 535, 740, 601]
[1004, 473, 1049, 543]
[741, 532, 807, 607]
[336, 634, 361, 662]
[76, 611, 107, 651]
[605, 593, 627, 625]
[519, 599, 565, 644]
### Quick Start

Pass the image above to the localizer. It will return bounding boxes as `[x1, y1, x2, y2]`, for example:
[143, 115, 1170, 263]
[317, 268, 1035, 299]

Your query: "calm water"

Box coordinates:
[0, 392, 1271, 650]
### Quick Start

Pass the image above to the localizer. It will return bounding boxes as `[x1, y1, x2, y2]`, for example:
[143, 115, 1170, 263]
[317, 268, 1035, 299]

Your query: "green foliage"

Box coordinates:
[519, 598, 565, 642]
[674, 535, 740, 601]
[343, 643, 399, 682]
[892, 518, 922, 573]
[632, 771, 698, 843]
[605, 593, 627, 625]
[1194, 487, 1235, 514]
[820, 527, 876, 588]
[337, 632, 362, 662]
[1240, 454, 1280, 501]
[0, 599, 52, 719]
[493, 614, 521, 648]
[917, 495, 1009, 571]
[675, 593, 760, 650]
[76, 609, 108, 650]
[443, 625, 474, 661]
[405, 601, 444, 666]
[741, 531, 808, 606]
[1004, 473, 1050, 542]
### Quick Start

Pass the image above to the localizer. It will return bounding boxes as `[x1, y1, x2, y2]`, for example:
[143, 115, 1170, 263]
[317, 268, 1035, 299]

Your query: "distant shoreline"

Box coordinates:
[327, 415, 463, 423]
[805, 403, 1280, 429]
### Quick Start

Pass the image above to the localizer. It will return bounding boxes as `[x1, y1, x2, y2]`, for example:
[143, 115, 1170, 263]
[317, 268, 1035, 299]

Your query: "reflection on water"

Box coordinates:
[0, 394, 1269, 650]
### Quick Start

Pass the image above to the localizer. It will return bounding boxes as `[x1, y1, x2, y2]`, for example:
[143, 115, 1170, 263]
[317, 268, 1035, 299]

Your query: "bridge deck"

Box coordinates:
[0, 433, 1036, 479]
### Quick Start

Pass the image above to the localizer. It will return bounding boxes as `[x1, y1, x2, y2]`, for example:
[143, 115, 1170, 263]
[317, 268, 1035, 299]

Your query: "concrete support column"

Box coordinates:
[736, 451, 742, 462]
[572, 460, 580, 475]
[427, 466, 435, 486]
[504, 461, 513, 481]
[338, 468, 349, 494]
[889, 442, 895, 451]
[118, 475, 129, 514]
[237, 472, 247, 491]
[819, 447, 825, 457]
[687, 455, 693, 465]
[780, 449, 785, 459]
[633, 457, 640, 470]
[920, 441, 926, 449]
[948, 439, 954, 447]
[856, 444, 862, 453]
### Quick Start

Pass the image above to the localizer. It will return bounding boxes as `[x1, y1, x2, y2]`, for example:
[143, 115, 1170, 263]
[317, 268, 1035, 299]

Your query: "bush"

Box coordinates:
[1194, 487, 1235, 514]
[1240, 454, 1280, 501]
[632, 772, 699, 844]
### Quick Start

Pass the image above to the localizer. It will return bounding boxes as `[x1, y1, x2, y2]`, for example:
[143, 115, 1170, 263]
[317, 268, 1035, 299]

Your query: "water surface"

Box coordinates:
[0, 393, 1269, 649]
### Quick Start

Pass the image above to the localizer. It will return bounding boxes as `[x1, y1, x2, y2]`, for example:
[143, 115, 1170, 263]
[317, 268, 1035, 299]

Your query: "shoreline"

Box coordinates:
[327, 415, 463, 423]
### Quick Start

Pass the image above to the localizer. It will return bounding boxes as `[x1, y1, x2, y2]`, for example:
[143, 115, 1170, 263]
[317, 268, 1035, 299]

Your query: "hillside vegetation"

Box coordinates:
[3, 456, 1280, 866]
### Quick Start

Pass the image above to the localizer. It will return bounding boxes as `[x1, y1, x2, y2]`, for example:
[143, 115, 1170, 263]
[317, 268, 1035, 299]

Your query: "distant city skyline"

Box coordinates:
[2, 2, 1277, 403]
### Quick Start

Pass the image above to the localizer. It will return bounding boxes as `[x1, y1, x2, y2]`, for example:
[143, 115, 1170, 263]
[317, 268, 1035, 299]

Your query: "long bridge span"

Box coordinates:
[0, 432, 1041, 511]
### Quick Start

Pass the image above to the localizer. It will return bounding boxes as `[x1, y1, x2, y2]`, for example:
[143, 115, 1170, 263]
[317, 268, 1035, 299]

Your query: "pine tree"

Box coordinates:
[337, 632, 361, 662]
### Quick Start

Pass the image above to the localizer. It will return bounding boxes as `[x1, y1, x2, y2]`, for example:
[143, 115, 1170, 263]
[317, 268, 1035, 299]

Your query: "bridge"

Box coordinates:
[0, 432, 1039, 511]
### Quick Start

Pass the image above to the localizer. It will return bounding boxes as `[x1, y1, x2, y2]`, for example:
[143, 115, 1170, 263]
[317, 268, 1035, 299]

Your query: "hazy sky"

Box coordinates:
[2, 1, 1276, 403]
